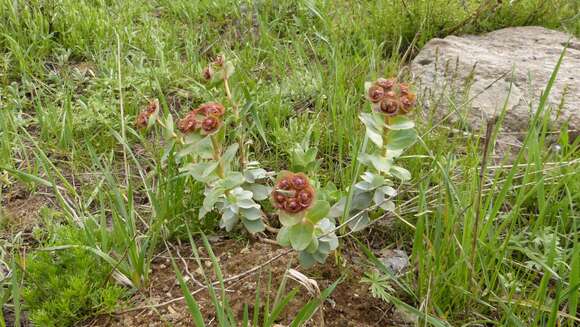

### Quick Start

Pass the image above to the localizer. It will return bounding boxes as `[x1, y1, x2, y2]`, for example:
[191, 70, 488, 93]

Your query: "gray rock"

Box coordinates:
[379, 249, 409, 274]
[411, 26, 580, 146]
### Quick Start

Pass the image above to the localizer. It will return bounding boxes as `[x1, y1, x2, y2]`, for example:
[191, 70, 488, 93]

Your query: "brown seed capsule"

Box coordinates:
[367, 85, 385, 103]
[202, 66, 213, 81]
[274, 192, 286, 204]
[297, 187, 315, 207]
[384, 90, 396, 99]
[177, 113, 199, 133]
[376, 78, 395, 90]
[380, 98, 399, 116]
[198, 102, 225, 117]
[284, 199, 302, 213]
[212, 55, 225, 67]
[135, 99, 160, 129]
[136, 111, 149, 129]
[146, 100, 159, 114]
[272, 172, 317, 214]
[277, 179, 291, 190]
[401, 91, 417, 112]
[398, 83, 410, 95]
[200, 115, 221, 135]
[271, 192, 286, 209]
[290, 173, 309, 190]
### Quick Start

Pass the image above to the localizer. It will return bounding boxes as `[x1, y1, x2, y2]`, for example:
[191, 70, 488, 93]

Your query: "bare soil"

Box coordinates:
[85, 238, 411, 327]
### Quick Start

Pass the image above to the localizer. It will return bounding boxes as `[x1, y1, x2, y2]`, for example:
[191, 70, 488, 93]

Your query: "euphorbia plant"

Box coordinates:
[272, 172, 338, 268]
[136, 56, 270, 234]
[330, 78, 417, 231]
[135, 67, 416, 268]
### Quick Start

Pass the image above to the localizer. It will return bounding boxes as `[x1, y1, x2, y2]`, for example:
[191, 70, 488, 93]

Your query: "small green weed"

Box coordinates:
[22, 226, 124, 327]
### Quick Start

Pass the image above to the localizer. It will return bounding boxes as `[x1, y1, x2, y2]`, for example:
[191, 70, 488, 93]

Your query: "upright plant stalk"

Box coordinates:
[222, 71, 246, 170]
[210, 134, 225, 179]
[382, 116, 393, 158]
[470, 118, 495, 286]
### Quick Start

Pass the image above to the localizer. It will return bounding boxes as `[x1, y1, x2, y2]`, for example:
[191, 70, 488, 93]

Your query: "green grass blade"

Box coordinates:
[170, 256, 205, 326]
[289, 277, 342, 327]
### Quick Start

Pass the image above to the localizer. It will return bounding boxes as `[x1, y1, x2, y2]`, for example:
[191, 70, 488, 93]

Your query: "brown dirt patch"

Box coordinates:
[0, 185, 51, 238]
[85, 238, 409, 326]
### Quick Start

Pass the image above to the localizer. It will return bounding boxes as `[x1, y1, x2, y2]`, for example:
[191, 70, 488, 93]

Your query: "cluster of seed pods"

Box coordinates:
[177, 102, 225, 135]
[201, 55, 225, 82]
[271, 172, 315, 214]
[367, 78, 416, 116]
[135, 100, 160, 128]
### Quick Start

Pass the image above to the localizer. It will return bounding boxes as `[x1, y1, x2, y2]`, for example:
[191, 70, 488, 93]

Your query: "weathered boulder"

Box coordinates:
[411, 26, 579, 145]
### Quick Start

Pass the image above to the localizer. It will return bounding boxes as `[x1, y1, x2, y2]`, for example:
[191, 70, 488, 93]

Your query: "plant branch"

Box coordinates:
[210, 134, 225, 179]
[155, 117, 184, 145]
[223, 71, 246, 170]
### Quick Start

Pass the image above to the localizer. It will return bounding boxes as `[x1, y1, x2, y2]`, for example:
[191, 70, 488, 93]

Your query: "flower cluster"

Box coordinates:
[178, 102, 225, 135]
[366, 78, 416, 116]
[135, 99, 160, 128]
[201, 55, 225, 82]
[271, 172, 315, 214]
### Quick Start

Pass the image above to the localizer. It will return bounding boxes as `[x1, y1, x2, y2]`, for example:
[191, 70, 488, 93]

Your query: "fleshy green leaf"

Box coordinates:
[351, 190, 373, 210]
[347, 211, 370, 232]
[244, 183, 271, 201]
[390, 166, 411, 181]
[240, 207, 262, 220]
[220, 208, 238, 231]
[182, 162, 219, 182]
[202, 187, 225, 215]
[242, 218, 265, 234]
[178, 136, 213, 160]
[220, 172, 245, 189]
[298, 251, 317, 268]
[244, 168, 268, 183]
[388, 116, 415, 130]
[387, 128, 417, 151]
[360, 113, 385, 148]
[289, 222, 315, 251]
[276, 226, 291, 247]
[360, 154, 393, 173]
[329, 197, 346, 218]
[305, 200, 330, 224]
[221, 144, 239, 165]
[373, 185, 397, 208]
[306, 237, 319, 254]
[279, 211, 304, 227]
[361, 171, 385, 187]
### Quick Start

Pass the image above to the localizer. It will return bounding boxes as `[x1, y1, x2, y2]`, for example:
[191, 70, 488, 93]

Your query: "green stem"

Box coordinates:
[382, 115, 392, 158]
[211, 134, 225, 179]
[223, 73, 246, 170]
[156, 117, 184, 145]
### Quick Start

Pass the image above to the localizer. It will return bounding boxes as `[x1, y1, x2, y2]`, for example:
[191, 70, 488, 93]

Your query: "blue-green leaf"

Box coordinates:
[289, 222, 315, 251]
[305, 200, 330, 224]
